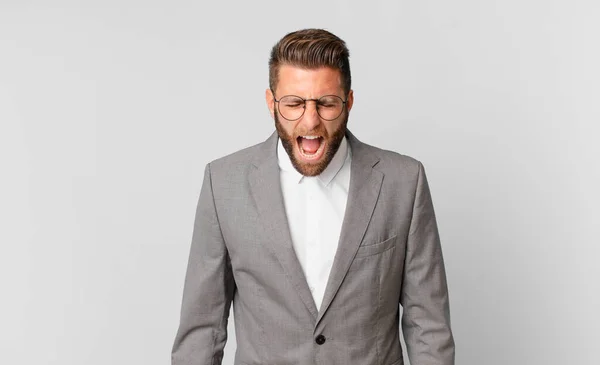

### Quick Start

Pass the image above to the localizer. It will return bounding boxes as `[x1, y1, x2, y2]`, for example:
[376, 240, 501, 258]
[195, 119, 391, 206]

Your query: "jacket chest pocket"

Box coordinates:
[347, 234, 398, 272]
[355, 234, 397, 257]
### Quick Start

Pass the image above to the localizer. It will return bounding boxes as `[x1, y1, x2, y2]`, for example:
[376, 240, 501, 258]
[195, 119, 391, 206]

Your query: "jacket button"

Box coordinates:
[315, 334, 326, 345]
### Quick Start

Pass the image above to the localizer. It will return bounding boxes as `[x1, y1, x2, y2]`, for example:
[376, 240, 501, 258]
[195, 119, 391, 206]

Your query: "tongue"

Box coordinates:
[301, 138, 320, 154]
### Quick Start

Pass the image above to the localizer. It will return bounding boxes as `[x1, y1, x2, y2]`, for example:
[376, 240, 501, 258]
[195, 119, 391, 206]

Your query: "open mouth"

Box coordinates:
[296, 135, 325, 161]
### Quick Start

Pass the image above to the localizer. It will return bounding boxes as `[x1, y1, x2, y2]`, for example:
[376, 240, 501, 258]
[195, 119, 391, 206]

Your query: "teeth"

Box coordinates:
[302, 135, 320, 139]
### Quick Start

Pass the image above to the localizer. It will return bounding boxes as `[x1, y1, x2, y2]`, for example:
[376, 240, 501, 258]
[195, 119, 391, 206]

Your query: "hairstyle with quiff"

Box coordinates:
[269, 28, 351, 97]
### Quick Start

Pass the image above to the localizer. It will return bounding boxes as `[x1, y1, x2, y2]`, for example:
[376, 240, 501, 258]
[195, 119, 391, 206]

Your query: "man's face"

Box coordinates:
[266, 65, 354, 177]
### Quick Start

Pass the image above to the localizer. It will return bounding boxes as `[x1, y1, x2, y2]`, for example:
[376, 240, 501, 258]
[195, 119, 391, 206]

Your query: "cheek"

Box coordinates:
[324, 121, 343, 138]
[277, 116, 297, 139]
[290, 123, 304, 136]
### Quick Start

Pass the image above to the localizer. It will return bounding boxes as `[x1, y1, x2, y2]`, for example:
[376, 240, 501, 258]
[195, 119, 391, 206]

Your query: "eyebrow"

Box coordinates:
[280, 94, 343, 99]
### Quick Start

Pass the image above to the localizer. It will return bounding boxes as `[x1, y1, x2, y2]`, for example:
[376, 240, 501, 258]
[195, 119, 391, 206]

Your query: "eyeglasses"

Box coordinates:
[272, 91, 347, 121]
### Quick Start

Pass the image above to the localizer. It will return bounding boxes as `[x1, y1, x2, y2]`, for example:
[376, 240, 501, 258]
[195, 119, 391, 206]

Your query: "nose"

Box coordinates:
[301, 100, 321, 130]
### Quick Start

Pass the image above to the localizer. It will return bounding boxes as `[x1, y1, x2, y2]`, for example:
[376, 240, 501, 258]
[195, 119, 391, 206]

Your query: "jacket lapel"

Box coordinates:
[248, 131, 319, 320]
[316, 130, 383, 325]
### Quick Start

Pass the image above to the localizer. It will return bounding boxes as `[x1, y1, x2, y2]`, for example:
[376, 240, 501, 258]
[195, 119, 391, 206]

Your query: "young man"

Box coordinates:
[172, 28, 455, 365]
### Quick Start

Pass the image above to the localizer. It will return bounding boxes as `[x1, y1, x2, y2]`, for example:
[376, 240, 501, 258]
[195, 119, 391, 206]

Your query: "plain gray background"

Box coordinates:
[1, 1, 598, 364]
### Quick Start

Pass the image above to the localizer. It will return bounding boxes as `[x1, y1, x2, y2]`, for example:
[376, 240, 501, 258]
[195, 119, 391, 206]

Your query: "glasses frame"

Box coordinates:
[271, 89, 348, 121]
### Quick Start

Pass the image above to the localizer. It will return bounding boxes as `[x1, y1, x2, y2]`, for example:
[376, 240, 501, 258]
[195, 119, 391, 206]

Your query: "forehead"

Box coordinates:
[276, 65, 343, 96]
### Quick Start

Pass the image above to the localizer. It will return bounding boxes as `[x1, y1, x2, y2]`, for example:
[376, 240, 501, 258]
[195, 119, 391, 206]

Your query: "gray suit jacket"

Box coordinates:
[172, 130, 455, 365]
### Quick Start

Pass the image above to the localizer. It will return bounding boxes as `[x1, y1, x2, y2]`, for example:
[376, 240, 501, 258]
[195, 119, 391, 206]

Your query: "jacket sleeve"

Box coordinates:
[400, 161, 455, 364]
[172, 163, 235, 365]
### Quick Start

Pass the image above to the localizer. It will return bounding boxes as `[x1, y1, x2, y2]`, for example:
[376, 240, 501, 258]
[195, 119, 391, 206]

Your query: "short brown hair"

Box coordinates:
[269, 28, 351, 96]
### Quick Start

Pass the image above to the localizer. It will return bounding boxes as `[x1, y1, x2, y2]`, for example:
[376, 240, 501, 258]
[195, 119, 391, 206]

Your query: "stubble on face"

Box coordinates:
[275, 111, 348, 177]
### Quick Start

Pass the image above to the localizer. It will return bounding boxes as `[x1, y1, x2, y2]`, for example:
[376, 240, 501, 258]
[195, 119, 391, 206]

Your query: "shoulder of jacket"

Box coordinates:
[209, 142, 262, 169]
[358, 140, 423, 176]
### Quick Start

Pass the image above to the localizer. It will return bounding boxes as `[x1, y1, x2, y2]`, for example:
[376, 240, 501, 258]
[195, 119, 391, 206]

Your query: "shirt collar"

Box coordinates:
[277, 135, 350, 186]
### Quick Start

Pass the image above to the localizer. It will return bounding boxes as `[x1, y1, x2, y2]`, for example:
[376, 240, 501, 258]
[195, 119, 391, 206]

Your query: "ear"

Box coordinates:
[265, 88, 275, 119]
[345, 89, 354, 113]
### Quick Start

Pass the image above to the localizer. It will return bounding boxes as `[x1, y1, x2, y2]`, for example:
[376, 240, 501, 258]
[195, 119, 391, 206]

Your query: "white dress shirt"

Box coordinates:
[277, 136, 352, 311]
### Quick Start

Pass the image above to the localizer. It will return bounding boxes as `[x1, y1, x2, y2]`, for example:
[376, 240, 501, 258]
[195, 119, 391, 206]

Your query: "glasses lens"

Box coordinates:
[317, 95, 344, 120]
[278, 96, 305, 120]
